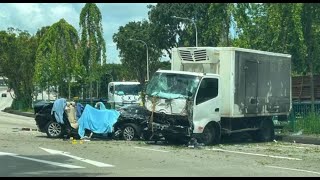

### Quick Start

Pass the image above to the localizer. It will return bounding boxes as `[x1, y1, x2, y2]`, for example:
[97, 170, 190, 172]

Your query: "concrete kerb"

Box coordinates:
[277, 134, 320, 145]
[1, 108, 35, 118]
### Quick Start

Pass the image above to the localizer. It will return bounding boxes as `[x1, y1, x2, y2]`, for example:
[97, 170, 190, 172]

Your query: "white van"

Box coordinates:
[108, 82, 141, 109]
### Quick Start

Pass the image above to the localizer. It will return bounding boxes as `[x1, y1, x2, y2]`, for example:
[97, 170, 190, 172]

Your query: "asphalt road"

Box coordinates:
[1, 93, 320, 177]
[0, 110, 320, 177]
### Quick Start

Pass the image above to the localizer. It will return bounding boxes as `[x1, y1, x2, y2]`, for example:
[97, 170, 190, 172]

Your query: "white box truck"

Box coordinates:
[108, 81, 141, 109]
[144, 47, 291, 145]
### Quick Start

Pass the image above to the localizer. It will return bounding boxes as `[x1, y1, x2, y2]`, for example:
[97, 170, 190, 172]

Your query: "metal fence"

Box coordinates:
[287, 101, 320, 133]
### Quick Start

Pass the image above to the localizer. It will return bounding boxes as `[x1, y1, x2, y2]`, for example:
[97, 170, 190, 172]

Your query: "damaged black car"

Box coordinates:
[34, 100, 152, 141]
[113, 105, 151, 141]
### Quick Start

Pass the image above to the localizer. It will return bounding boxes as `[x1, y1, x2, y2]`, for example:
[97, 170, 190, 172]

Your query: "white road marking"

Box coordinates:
[134, 146, 170, 153]
[0, 151, 84, 169]
[40, 147, 114, 167]
[266, 165, 320, 175]
[206, 148, 302, 160]
[0, 152, 16, 156]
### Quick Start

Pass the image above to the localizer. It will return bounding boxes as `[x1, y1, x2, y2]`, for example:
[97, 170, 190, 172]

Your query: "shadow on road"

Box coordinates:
[0, 154, 112, 177]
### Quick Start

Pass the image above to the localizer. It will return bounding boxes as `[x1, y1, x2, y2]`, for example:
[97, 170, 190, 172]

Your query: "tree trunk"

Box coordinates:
[303, 3, 315, 113]
[42, 88, 44, 100]
[309, 62, 315, 113]
[165, 49, 172, 60]
[47, 82, 50, 101]
[56, 85, 59, 100]
[90, 81, 93, 105]
[68, 81, 71, 100]
[96, 81, 99, 98]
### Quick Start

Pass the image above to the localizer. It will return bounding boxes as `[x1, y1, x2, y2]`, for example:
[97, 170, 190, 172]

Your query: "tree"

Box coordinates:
[148, 3, 235, 59]
[34, 26, 51, 100]
[233, 3, 269, 49]
[113, 20, 162, 87]
[79, 3, 106, 102]
[301, 3, 320, 112]
[205, 3, 234, 46]
[232, 3, 307, 73]
[35, 19, 79, 100]
[0, 28, 37, 109]
[233, 3, 320, 112]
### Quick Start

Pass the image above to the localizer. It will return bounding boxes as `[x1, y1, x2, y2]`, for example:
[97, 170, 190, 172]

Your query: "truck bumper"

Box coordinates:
[149, 122, 192, 137]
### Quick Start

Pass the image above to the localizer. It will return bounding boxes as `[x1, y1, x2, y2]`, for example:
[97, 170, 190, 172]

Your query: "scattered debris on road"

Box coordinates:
[21, 128, 38, 131]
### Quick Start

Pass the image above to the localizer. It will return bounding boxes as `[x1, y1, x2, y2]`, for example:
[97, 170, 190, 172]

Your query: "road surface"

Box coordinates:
[1, 90, 320, 177]
[0, 110, 320, 176]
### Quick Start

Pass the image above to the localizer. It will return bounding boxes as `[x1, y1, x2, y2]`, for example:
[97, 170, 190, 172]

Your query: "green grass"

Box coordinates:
[26, 108, 34, 113]
[295, 113, 320, 135]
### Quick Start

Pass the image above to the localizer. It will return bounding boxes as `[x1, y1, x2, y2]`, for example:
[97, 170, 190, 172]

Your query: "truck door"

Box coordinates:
[192, 77, 221, 133]
[244, 60, 258, 114]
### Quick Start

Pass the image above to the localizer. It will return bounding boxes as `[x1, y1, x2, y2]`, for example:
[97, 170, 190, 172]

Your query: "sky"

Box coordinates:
[0, 3, 155, 64]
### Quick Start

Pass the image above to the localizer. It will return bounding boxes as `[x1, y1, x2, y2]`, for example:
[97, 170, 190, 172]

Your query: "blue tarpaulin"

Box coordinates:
[77, 104, 120, 138]
[51, 98, 67, 124]
[76, 103, 84, 120]
[95, 102, 106, 110]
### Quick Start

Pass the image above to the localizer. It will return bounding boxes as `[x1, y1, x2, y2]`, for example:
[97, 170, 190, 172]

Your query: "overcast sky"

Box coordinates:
[0, 3, 154, 64]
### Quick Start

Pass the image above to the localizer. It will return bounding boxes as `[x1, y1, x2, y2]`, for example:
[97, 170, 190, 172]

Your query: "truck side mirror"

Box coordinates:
[109, 86, 114, 94]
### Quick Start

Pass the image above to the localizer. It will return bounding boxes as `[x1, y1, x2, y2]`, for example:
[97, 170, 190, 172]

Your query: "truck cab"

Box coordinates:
[144, 70, 221, 144]
[108, 82, 141, 109]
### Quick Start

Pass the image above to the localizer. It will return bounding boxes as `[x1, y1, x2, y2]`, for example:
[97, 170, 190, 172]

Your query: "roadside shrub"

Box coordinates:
[295, 113, 320, 134]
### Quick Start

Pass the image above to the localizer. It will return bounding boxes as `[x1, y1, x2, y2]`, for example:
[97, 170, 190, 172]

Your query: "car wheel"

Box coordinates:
[122, 123, 140, 141]
[46, 121, 63, 138]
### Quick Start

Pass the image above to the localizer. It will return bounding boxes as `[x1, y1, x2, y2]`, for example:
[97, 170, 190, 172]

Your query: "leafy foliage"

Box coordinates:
[113, 20, 162, 86]
[79, 3, 106, 100]
[148, 3, 234, 58]
[35, 19, 79, 99]
[0, 28, 37, 109]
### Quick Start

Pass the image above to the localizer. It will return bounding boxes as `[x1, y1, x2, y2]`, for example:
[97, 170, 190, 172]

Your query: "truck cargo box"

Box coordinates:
[171, 47, 292, 118]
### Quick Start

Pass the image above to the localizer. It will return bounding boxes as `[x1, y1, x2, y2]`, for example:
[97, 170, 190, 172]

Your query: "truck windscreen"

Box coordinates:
[115, 84, 141, 95]
[146, 72, 200, 99]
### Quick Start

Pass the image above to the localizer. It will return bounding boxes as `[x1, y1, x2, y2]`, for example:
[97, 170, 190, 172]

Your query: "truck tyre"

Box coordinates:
[122, 123, 141, 141]
[252, 118, 275, 142]
[46, 121, 63, 138]
[199, 124, 220, 145]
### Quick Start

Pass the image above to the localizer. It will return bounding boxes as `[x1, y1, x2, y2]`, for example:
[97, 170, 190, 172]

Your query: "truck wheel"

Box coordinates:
[252, 118, 275, 142]
[46, 121, 63, 138]
[122, 123, 141, 141]
[200, 125, 220, 145]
